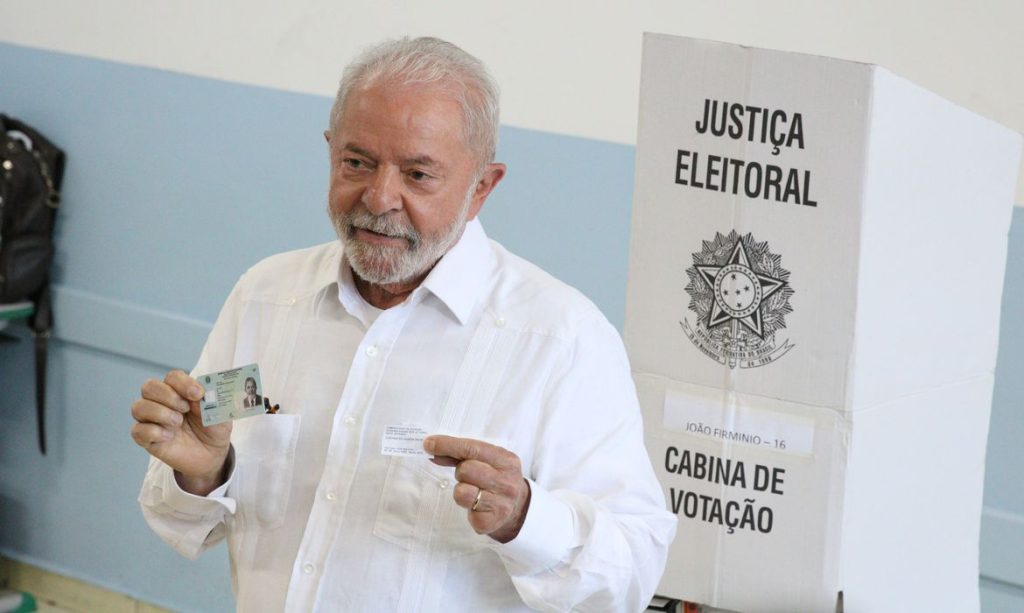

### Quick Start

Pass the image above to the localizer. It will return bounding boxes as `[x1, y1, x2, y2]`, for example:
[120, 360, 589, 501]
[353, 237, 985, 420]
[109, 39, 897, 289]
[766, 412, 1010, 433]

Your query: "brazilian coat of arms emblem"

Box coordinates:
[682, 231, 795, 368]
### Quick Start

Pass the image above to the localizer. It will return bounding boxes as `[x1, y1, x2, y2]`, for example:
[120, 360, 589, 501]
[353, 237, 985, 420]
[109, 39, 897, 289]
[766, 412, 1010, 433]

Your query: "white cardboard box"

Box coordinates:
[625, 34, 1022, 612]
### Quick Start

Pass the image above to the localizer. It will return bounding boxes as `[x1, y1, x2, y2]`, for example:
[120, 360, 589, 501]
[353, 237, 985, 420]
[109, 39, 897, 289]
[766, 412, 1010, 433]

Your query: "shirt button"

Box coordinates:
[439, 479, 450, 489]
[365, 345, 378, 356]
[343, 415, 356, 426]
[495, 316, 506, 328]
[325, 491, 337, 501]
[303, 563, 315, 575]
[288, 296, 297, 305]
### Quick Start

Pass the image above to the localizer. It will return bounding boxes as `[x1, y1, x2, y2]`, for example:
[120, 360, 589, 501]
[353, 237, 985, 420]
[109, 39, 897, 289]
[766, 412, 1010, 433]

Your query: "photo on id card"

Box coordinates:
[197, 363, 267, 426]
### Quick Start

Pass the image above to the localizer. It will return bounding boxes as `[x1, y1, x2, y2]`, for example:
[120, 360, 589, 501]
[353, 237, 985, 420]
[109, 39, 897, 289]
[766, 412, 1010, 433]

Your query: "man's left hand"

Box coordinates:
[424, 435, 531, 544]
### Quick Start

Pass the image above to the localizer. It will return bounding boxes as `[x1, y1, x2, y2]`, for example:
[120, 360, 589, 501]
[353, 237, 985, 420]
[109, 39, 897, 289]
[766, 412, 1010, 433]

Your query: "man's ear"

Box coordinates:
[323, 130, 331, 143]
[467, 162, 507, 220]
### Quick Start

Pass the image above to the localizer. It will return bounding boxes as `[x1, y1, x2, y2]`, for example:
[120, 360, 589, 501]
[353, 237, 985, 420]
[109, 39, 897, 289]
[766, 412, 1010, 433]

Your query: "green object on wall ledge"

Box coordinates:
[0, 301, 34, 332]
[0, 589, 37, 613]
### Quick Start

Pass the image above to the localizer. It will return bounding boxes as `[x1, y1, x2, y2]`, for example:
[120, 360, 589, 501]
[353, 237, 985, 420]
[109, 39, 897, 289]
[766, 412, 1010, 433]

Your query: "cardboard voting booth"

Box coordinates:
[625, 34, 1022, 612]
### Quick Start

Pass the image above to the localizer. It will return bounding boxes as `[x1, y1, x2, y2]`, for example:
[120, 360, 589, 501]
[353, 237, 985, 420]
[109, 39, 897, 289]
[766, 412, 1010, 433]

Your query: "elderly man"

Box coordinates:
[132, 37, 675, 612]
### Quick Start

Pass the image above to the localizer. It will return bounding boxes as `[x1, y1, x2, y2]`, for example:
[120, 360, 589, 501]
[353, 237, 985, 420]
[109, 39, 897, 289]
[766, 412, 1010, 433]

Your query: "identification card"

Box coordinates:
[382, 425, 428, 457]
[196, 363, 267, 426]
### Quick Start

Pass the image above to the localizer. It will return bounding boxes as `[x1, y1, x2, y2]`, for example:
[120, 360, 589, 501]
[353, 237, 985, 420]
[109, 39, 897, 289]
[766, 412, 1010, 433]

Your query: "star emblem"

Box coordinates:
[695, 239, 786, 338]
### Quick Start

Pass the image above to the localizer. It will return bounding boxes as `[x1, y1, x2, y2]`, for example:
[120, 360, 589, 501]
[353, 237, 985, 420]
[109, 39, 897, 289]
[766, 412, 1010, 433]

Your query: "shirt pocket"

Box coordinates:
[372, 456, 490, 558]
[232, 414, 302, 530]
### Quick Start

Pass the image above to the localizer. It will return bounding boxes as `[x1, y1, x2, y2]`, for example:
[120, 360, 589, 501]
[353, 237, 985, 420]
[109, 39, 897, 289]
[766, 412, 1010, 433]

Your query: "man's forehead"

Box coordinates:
[335, 83, 467, 146]
[327, 86, 471, 166]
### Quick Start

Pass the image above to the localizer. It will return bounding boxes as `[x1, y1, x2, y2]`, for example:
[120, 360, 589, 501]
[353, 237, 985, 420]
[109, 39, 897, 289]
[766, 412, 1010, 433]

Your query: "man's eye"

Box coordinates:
[343, 158, 366, 170]
[408, 170, 431, 181]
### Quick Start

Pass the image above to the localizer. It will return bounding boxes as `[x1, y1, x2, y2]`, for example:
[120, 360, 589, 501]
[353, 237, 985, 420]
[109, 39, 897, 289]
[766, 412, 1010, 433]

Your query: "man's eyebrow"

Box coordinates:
[341, 144, 376, 159]
[339, 145, 442, 169]
[403, 155, 442, 168]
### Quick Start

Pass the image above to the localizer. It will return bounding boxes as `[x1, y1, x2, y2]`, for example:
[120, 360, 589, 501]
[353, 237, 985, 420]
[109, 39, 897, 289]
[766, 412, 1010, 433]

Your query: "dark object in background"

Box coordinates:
[1, 114, 65, 454]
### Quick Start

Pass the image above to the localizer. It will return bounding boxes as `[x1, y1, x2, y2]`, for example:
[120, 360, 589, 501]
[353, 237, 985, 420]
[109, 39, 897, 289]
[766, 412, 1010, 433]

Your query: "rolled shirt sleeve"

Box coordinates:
[137, 275, 246, 560]
[494, 313, 677, 612]
[138, 450, 237, 560]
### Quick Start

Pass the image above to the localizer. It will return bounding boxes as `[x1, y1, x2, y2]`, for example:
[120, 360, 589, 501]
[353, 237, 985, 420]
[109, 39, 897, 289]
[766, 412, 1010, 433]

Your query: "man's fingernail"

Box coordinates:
[423, 437, 435, 453]
[189, 385, 203, 400]
[162, 429, 174, 441]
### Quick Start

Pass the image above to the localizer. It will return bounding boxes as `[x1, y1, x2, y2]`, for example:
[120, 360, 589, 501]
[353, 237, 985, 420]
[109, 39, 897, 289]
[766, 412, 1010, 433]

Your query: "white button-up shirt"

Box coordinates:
[139, 220, 676, 612]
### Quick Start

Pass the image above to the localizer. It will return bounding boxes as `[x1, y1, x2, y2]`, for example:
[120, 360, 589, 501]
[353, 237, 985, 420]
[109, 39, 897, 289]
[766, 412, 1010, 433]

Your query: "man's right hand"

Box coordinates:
[130, 370, 232, 496]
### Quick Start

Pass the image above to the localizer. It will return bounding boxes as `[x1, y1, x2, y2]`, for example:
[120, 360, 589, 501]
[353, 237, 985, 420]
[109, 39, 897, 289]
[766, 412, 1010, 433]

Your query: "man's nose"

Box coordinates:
[362, 166, 403, 215]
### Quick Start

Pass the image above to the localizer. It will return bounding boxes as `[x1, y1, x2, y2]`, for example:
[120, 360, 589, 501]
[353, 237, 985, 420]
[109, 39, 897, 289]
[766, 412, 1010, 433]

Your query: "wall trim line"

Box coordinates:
[52, 286, 211, 371]
[980, 506, 1024, 587]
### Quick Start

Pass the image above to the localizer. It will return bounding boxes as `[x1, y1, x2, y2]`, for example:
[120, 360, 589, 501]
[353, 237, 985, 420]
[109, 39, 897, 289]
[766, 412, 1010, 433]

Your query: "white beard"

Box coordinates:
[331, 185, 474, 286]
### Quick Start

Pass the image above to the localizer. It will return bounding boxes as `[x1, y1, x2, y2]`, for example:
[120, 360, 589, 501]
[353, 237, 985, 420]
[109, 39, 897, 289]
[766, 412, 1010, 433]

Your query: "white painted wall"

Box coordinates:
[2, 0, 1021, 205]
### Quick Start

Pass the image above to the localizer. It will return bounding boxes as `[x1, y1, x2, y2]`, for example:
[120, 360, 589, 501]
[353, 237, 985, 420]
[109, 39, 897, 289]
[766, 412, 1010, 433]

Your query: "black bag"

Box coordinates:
[1, 114, 65, 454]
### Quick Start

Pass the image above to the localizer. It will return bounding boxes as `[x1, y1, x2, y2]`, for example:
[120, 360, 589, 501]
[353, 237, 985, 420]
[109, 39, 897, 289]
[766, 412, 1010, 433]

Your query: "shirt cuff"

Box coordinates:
[494, 479, 576, 573]
[160, 448, 237, 516]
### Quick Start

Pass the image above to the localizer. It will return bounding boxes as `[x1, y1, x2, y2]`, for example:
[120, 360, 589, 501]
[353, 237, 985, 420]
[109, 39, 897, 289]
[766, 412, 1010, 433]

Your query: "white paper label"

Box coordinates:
[664, 389, 815, 456]
[382, 425, 429, 457]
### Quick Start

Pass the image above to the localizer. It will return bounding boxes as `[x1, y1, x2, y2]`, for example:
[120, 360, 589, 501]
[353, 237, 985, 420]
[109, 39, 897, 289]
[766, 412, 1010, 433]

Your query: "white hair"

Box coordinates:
[328, 37, 500, 166]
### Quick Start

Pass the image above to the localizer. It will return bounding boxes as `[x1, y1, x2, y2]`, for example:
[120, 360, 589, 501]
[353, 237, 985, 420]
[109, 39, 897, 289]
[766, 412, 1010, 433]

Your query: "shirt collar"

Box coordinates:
[327, 218, 492, 326]
[316, 240, 346, 294]
[335, 255, 384, 327]
[420, 218, 491, 325]
[307, 240, 347, 319]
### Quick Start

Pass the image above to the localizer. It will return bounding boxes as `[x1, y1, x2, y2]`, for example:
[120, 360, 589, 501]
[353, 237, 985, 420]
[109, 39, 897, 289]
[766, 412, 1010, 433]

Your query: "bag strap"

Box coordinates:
[30, 284, 52, 454]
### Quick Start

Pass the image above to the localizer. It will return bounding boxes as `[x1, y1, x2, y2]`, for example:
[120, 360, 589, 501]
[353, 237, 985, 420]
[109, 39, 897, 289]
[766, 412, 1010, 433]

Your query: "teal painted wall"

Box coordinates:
[0, 42, 1021, 611]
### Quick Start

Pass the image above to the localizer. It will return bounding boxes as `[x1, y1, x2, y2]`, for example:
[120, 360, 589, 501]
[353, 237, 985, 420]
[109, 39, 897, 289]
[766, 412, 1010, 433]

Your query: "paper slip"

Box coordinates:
[382, 425, 429, 457]
[196, 363, 266, 426]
